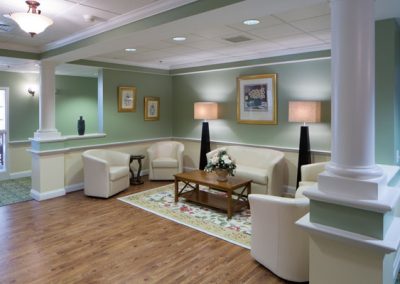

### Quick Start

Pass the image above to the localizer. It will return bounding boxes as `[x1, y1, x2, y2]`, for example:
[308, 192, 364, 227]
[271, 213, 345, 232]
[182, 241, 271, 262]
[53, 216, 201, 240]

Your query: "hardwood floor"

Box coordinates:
[0, 178, 289, 284]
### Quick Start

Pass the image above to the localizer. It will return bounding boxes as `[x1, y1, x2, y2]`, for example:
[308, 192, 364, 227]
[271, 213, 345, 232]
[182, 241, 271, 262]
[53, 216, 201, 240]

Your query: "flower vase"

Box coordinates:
[77, 116, 85, 135]
[215, 169, 228, 182]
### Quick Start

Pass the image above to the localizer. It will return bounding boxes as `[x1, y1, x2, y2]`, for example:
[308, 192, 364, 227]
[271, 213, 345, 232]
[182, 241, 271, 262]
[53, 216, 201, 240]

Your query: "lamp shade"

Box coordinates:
[194, 102, 218, 120]
[288, 101, 321, 123]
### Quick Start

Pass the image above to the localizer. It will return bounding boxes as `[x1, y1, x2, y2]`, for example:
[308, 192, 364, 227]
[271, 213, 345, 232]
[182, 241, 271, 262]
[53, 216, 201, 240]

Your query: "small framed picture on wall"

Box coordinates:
[237, 74, 277, 124]
[118, 86, 136, 112]
[144, 96, 160, 121]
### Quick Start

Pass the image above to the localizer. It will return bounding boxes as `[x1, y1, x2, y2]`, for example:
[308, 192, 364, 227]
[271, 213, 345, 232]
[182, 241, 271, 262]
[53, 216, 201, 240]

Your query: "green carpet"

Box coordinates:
[0, 177, 32, 207]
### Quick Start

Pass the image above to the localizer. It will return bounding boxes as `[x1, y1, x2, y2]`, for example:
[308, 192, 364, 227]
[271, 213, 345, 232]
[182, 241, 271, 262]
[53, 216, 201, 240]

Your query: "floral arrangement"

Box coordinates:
[204, 149, 236, 176]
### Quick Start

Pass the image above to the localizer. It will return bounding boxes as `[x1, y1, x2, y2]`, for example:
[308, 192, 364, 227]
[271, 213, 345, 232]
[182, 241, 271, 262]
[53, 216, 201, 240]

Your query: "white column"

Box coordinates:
[326, 0, 383, 181]
[34, 61, 61, 140]
[297, 1, 400, 283]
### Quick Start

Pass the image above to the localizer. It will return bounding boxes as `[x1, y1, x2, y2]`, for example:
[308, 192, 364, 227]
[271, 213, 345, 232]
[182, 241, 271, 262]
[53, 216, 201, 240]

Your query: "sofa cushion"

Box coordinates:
[109, 166, 130, 181]
[236, 165, 268, 185]
[152, 157, 178, 168]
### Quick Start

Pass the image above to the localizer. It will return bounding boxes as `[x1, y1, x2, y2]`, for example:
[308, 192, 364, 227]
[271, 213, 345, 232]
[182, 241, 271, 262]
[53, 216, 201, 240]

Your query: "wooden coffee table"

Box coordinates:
[174, 170, 252, 219]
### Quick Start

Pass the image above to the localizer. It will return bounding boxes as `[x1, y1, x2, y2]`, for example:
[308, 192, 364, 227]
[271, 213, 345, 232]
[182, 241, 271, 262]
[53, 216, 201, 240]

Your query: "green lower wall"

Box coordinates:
[172, 56, 332, 151]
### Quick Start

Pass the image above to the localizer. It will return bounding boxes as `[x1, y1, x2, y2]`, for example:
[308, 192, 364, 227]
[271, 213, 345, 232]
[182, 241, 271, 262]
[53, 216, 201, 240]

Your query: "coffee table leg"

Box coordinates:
[227, 191, 232, 219]
[174, 178, 179, 202]
[247, 183, 251, 208]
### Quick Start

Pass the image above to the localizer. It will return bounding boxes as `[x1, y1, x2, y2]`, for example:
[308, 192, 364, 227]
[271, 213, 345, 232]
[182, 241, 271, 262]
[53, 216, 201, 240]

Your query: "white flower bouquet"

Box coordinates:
[204, 149, 236, 176]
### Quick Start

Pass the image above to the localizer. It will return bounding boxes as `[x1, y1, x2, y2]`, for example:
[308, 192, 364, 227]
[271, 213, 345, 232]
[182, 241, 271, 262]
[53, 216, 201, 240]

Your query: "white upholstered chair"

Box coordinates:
[82, 149, 130, 198]
[249, 162, 327, 282]
[249, 193, 310, 282]
[296, 161, 328, 198]
[147, 141, 184, 180]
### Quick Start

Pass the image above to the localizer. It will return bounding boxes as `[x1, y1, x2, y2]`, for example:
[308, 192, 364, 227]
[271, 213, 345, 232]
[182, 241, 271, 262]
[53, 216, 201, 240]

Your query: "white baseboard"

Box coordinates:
[30, 188, 66, 201]
[9, 170, 31, 179]
[65, 183, 84, 193]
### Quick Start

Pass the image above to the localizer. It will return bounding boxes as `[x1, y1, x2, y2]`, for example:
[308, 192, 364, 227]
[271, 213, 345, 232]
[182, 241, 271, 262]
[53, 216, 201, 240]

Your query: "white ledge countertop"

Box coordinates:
[29, 133, 107, 143]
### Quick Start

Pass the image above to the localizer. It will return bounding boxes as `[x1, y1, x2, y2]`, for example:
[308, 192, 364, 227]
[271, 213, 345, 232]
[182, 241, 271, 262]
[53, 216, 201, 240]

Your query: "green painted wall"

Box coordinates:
[55, 75, 98, 135]
[375, 19, 400, 164]
[0, 71, 98, 140]
[0, 71, 39, 141]
[100, 69, 172, 143]
[171, 56, 332, 151]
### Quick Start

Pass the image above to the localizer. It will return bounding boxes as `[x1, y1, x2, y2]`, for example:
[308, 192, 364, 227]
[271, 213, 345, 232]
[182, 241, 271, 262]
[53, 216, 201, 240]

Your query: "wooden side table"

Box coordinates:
[129, 155, 145, 185]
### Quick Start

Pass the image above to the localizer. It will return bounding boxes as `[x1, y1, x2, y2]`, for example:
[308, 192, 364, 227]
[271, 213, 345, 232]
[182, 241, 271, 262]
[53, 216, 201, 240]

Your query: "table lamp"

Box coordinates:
[288, 101, 321, 188]
[194, 102, 218, 170]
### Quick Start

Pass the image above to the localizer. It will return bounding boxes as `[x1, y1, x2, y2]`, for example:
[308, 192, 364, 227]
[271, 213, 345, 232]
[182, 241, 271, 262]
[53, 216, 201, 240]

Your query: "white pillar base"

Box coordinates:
[307, 234, 397, 284]
[31, 150, 65, 201]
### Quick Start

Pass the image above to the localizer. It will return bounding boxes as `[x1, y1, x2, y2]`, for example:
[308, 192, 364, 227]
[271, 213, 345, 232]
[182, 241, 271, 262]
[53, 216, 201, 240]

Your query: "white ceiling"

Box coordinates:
[0, 0, 399, 77]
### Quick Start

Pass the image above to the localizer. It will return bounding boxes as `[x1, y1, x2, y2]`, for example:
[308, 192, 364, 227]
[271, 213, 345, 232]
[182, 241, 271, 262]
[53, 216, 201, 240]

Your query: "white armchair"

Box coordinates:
[249, 193, 310, 282]
[147, 141, 184, 180]
[296, 161, 328, 198]
[82, 149, 130, 198]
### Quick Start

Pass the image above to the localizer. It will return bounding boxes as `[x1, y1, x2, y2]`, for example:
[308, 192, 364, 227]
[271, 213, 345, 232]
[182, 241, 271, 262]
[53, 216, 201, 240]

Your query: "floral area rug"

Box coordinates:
[0, 177, 32, 207]
[118, 183, 251, 249]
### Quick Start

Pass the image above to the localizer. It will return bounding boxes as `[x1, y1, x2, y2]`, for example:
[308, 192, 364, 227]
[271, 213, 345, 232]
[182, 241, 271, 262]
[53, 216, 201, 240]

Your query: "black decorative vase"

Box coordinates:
[77, 116, 85, 135]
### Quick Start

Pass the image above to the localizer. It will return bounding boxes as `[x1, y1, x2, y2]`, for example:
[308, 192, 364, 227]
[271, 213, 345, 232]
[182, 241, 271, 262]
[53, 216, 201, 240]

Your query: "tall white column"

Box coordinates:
[297, 1, 400, 283]
[34, 61, 61, 140]
[326, 0, 383, 181]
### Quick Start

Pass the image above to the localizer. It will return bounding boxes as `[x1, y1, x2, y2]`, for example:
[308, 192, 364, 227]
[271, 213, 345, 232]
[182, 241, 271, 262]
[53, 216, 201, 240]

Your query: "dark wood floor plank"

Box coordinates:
[0, 178, 288, 283]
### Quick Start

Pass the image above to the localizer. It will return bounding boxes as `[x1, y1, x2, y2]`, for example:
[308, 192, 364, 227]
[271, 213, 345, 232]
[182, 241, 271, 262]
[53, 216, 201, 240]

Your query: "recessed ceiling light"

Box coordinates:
[125, 48, 136, 52]
[173, 36, 186, 41]
[243, 19, 260, 26]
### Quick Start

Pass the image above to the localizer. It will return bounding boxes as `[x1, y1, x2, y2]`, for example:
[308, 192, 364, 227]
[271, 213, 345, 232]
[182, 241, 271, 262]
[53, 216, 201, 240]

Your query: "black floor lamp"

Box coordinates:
[288, 101, 321, 188]
[194, 102, 218, 170]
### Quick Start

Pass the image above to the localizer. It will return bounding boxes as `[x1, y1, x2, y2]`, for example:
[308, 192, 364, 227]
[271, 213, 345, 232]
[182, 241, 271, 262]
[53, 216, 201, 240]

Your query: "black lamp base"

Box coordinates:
[199, 121, 210, 170]
[296, 125, 311, 188]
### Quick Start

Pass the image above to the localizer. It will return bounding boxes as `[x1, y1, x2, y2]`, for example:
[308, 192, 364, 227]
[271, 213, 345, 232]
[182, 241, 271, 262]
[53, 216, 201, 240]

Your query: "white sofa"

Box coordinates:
[147, 141, 184, 180]
[206, 146, 285, 196]
[82, 149, 130, 198]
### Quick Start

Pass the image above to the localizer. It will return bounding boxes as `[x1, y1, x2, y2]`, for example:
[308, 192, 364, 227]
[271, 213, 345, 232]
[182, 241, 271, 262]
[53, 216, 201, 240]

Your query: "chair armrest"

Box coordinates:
[82, 155, 110, 195]
[301, 162, 328, 182]
[177, 144, 184, 171]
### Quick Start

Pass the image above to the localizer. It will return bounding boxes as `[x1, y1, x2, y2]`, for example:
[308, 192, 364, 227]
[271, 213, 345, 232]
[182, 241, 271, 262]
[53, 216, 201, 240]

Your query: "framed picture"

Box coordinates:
[237, 74, 277, 124]
[118, 86, 136, 112]
[144, 96, 160, 121]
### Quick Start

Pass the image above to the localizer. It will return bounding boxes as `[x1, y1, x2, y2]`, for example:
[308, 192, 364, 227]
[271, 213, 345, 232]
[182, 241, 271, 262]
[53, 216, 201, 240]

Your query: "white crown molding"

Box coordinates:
[0, 42, 40, 53]
[90, 43, 331, 72]
[43, 0, 197, 52]
[88, 56, 170, 71]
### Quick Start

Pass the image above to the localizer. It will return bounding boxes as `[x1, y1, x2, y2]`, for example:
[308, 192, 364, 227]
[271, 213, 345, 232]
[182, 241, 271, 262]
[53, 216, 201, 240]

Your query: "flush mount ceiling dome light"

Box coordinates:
[243, 19, 260, 26]
[172, 36, 186, 41]
[10, 1, 53, 37]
